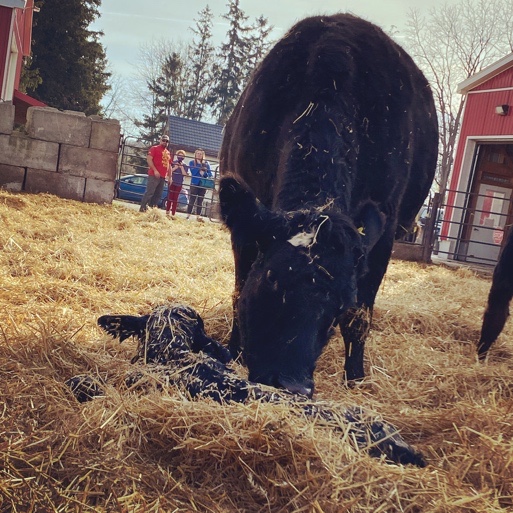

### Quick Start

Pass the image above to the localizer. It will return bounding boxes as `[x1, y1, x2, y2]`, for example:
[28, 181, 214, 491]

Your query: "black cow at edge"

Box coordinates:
[219, 14, 438, 396]
[478, 229, 513, 358]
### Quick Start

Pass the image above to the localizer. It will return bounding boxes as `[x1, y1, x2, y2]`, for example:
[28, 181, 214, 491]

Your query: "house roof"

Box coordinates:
[458, 53, 513, 94]
[168, 115, 224, 157]
[13, 89, 45, 124]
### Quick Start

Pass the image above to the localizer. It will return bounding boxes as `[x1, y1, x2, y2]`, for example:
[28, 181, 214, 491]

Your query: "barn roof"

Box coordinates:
[458, 53, 513, 94]
[168, 116, 224, 157]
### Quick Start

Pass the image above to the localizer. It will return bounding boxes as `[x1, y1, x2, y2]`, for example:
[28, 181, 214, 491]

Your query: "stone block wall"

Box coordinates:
[0, 103, 121, 204]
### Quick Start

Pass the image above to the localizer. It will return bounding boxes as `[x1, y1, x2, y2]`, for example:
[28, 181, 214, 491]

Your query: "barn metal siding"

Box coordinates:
[449, 73, 513, 196]
[0, 6, 13, 96]
[464, 90, 513, 135]
[19, 0, 34, 56]
[445, 60, 513, 243]
[473, 68, 513, 91]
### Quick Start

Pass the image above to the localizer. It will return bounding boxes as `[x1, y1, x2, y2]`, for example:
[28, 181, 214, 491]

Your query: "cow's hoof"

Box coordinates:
[344, 371, 365, 388]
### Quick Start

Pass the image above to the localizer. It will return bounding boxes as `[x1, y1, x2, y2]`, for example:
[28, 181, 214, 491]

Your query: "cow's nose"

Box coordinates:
[277, 376, 314, 398]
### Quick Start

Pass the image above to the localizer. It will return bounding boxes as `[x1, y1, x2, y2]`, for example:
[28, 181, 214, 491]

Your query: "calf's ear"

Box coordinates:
[353, 201, 386, 252]
[220, 175, 286, 250]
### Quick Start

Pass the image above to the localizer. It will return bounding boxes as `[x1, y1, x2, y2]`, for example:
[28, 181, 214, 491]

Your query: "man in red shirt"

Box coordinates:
[139, 135, 172, 212]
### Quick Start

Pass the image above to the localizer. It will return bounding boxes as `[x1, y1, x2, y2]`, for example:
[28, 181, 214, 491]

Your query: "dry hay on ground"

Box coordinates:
[1, 189, 512, 512]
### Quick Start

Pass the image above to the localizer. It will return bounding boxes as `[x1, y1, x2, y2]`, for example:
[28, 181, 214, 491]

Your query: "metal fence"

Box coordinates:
[393, 188, 507, 268]
[430, 188, 509, 268]
[117, 136, 221, 221]
[116, 137, 507, 263]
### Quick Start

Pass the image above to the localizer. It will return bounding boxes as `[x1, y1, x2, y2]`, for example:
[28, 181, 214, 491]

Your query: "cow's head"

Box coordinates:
[220, 177, 385, 397]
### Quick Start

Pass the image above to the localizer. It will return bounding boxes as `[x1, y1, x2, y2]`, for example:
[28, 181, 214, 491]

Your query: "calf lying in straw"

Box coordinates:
[66, 304, 426, 467]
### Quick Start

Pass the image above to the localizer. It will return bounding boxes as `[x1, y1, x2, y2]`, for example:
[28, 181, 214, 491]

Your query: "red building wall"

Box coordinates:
[445, 67, 513, 234]
[0, 6, 13, 92]
[0, 0, 35, 100]
[473, 69, 513, 91]
[14, 0, 35, 89]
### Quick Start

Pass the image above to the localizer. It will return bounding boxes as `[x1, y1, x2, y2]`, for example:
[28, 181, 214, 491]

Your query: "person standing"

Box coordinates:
[186, 148, 212, 220]
[166, 149, 190, 216]
[139, 135, 172, 212]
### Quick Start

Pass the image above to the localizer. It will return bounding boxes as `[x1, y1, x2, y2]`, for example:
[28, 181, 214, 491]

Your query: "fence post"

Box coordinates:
[421, 192, 441, 263]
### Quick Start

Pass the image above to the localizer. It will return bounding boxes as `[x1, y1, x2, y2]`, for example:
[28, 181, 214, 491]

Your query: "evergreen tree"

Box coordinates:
[131, 40, 167, 143]
[134, 91, 162, 145]
[132, 3, 272, 134]
[208, 0, 251, 125]
[23, 0, 110, 115]
[19, 56, 42, 93]
[152, 53, 184, 120]
[243, 15, 273, 87]
[181, 5, 217, 120]
[135, 52, 184, 143]
[133, 10, 218, 137]
[207, 2, 273, 124]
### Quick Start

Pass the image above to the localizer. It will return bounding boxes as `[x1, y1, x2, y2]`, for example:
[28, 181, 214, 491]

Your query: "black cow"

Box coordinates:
[478, 229, 513, 358]
[219, 14, 438, 396]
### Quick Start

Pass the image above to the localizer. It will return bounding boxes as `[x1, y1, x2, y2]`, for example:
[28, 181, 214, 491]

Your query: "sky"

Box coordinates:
[93, 0, 450, 79]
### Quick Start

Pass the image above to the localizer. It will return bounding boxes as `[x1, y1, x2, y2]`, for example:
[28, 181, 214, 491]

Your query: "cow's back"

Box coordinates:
[220, 13, 437, 232]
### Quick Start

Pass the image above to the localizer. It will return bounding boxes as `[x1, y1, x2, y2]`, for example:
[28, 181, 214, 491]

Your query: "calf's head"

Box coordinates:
[220, 177, 385, 397]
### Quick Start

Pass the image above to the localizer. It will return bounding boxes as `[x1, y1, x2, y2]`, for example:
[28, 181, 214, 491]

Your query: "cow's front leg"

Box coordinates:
[339, 306, 372, 382]
[339, 225, 393, 383]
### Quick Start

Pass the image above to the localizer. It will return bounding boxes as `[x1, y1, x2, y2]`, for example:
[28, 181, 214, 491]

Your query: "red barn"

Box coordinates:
[0, 0, 45, 124]
[441, 53, 513, 266]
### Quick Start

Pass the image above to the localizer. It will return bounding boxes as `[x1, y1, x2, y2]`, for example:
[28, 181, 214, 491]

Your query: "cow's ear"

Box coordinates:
[353, 201, 386, 252]
[220, 176, 286, 250]
[219, 175, 259, 229]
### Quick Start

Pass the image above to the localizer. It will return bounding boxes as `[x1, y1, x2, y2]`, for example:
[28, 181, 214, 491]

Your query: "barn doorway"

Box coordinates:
[456, 143, 513, 263]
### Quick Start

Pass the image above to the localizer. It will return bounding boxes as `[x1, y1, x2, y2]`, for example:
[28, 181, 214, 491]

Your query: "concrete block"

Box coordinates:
[0, 102, 15, 134]
[0, 163, 25, 191]
[63, 110, 86, 116]
[0, 133, 59, 171]
[392, 242, 425, 262]
[26, 107, 92, 147]
[83, 178, 116, 204]
[90, 118, 121, 153]
[59, 145, 118, 181]
[25, 168, 85, 201]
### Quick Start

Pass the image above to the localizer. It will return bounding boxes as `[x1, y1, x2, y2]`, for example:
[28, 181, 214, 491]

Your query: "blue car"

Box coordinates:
[115, 174, 188, 211]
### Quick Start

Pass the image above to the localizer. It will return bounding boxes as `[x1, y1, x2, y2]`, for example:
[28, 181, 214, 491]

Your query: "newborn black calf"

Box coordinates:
[98, 304, 232, 366]
[99, 304, 256, 403]
[65, 374, 105, 403]
[68, 304, 426, 466]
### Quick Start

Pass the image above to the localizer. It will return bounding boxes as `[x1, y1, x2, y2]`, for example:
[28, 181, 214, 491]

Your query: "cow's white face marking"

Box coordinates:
[288, 230, 315, 248]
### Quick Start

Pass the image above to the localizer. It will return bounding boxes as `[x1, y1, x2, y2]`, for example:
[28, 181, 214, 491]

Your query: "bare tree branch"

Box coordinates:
[404, 0, 513, 198]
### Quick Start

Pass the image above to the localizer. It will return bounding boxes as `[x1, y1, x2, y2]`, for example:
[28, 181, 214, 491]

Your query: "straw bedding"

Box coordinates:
[1, 190, 512, 512]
